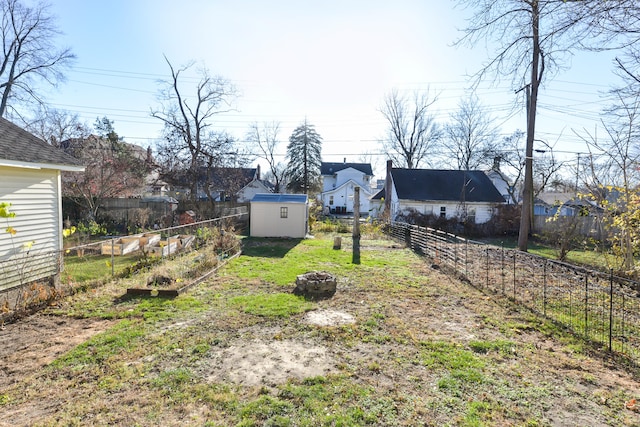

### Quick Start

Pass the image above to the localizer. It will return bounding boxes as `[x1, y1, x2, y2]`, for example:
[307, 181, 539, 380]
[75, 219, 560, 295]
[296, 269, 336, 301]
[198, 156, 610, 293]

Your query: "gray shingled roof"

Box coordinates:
[390, 169, 505, 203]
[321, 162, 373, 176]
[0, 117, 83, 168]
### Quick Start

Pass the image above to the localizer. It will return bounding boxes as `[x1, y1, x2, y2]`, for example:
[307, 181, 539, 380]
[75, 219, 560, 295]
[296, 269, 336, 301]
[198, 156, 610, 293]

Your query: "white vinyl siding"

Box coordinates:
[397, 201, 495, 224]
[0, 166, 61, 291]
[250, 198, 308, 238]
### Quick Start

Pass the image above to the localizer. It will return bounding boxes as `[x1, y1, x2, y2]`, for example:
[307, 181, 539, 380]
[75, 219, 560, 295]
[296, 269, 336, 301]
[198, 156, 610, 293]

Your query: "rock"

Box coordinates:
[293, 271, 337, 298]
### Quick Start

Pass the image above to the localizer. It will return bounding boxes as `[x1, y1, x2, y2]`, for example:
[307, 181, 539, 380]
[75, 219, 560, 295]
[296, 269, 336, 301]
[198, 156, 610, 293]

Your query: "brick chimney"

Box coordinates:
[256, 164, 261, 180]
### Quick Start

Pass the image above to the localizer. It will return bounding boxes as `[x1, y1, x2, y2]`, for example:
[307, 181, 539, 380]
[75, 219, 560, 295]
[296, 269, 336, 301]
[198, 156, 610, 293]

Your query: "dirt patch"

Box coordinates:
[200, 339, 335, 387]
[0, 314, 115, 389]
[303, 309, 355, 327]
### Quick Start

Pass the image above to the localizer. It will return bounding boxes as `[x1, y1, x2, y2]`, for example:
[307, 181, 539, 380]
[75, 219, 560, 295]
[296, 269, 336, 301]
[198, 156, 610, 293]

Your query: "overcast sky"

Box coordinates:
[43, 0, 620, 178]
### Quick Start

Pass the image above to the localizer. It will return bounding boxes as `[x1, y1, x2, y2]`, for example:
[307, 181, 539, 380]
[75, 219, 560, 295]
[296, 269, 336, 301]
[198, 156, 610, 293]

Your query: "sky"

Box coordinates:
[39, 0, 622, 179]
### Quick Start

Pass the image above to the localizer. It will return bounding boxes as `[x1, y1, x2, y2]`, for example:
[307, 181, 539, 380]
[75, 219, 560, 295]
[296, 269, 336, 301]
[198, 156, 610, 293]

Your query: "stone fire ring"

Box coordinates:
[293, 271, 337, 298]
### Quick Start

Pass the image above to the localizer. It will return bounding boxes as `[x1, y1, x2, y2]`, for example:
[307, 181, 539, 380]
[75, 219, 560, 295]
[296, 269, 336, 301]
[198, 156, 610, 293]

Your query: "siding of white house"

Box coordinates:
[398, 200, 495, 223]
[0, 166, 61, 291]
[237, 180, 272, 203]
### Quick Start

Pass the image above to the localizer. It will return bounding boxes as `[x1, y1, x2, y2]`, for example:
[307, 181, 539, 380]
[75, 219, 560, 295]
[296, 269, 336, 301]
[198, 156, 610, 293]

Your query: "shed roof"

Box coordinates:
[251, 193, 308, 203]
[0, 117, 84, 170]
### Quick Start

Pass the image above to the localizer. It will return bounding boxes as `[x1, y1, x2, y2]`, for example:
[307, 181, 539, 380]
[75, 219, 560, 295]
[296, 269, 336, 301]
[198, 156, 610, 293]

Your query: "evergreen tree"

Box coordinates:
[285, 119, 322, 194]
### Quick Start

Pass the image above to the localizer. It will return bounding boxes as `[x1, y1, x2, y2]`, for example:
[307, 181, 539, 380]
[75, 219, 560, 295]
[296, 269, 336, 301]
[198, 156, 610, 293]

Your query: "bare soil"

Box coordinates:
[0, 315, 115, 389]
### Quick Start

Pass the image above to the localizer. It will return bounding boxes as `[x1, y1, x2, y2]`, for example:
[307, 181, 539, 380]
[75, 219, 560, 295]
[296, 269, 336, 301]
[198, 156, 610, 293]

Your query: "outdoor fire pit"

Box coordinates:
[293, 271, 337, 298]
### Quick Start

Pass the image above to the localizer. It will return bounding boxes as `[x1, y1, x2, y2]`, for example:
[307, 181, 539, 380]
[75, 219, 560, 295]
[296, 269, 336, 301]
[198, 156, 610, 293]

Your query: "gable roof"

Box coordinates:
[251, 193, 308, 204]
[390, 169, 505, 203]
[0, 117, 84, 171]
[321, 162, 373, 176]
[206, 167, 257, 188]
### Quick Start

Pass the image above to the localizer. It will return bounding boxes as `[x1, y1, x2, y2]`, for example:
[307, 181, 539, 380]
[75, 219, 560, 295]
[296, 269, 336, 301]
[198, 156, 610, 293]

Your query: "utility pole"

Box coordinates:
[575, 153, 580, 194]
[516, 83, 535, 250]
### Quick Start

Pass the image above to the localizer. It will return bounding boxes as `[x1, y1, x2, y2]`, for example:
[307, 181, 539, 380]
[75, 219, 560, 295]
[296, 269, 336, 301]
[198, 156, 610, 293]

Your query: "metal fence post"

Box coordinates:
[111, 238, 115, 277]
[584, 274, 589, 338]
[609, 269, 613, 352]
[501, 242, 505, 294]
[543, 260, 547, 317]
[485, 246, 489, 288]
[513, 252, 516, 300]
[465, 239, 468, 278]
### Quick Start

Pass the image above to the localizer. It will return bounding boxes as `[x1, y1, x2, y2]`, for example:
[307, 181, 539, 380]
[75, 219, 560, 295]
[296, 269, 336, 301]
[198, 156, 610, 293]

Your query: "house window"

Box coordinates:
[329, 196, 334, 205]
[280, 207, 288, 218]
[440, 206, 446, 218]
[467, 208, 476, 223]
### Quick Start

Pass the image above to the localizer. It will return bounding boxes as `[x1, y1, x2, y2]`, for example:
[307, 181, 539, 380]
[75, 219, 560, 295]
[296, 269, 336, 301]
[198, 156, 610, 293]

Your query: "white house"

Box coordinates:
[0, 117, 84, 294]
[320, 161, 374, 215]
[250, 193, 308, 238]
[371, 161, 506, 224]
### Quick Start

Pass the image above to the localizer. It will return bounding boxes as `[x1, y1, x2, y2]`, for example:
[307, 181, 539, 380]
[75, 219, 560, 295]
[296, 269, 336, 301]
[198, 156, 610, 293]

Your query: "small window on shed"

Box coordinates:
[280, 207, 288, 218]
[440, 206, 446, 218]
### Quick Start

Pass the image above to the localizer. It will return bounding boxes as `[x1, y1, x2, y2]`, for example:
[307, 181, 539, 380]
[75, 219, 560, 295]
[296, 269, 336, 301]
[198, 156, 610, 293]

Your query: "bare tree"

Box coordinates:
[443, 94, 499, 170]
[495, 130, 525, 205]
[379, 89, 441, 169]
[151, 56, 237, 201]
[62, 118, 149, 220]
[0, 0, 75, 117]
[22, 106, 88, 147]
[456, 0, 591, 251]
[247, 121, 286, 193]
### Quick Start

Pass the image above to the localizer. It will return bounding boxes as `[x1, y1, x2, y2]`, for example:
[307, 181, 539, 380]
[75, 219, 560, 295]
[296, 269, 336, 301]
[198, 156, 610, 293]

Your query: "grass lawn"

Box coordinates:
[0, 232, 638, 426]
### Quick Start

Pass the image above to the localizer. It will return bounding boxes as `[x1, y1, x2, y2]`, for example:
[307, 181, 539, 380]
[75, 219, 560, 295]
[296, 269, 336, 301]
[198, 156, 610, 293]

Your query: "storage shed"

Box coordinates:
[0, 117, 84, 294]
[250, 194, 308, 238]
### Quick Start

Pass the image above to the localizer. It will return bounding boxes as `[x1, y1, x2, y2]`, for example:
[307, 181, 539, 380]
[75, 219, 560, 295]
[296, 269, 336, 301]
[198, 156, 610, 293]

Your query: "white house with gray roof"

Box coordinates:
[320, 161, 374, 216]
[0, 117, 84, 295]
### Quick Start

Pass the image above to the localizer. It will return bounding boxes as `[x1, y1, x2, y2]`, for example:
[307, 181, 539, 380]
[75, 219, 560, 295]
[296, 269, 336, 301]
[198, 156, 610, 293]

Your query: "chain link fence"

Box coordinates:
[389, 221, 640, 366]
[1, 210, 247, 319]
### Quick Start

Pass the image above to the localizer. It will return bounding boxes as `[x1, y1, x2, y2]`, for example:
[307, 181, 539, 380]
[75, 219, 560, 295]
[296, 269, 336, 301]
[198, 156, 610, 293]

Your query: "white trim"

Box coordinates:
[0, 159, 84, 172]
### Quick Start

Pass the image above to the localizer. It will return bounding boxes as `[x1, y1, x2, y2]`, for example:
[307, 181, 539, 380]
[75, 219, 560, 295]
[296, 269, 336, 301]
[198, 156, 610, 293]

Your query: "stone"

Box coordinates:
[293, 271, 337, 298]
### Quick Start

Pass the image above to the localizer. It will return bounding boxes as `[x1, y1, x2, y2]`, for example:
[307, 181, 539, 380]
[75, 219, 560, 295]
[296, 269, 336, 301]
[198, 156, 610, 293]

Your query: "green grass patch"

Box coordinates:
[51, 319, 146, 367]
[230, 293, 314, 317]
[63, 253, 141, 282]
[468, 339, 516, 356]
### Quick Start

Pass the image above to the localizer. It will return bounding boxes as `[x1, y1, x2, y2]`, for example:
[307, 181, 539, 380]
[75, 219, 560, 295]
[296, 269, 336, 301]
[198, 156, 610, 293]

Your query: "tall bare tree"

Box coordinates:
[62, 118, 149, 220]
[0, 0, 74, 117]
[379, 89, 441, 169]
[22, 106, 88, 147]
[247, 121, 285, 193]
[456, 0, 592, 251]
[444, 94, 499, 170]
[151, 56, 237, 201]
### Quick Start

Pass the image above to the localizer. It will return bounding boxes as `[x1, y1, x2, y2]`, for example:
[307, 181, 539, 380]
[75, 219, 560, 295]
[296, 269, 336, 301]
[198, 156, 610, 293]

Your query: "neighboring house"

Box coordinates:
[320, 160, 374, 215]
[534, 192, 600, 217]
[485, 157, 517, 205]
[177, 165, 273, 202]
[250, 193, 309, 238]
[371, 163, 505, 223]
[485, 170, 515, 205]
[0, 117, 84, 294]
